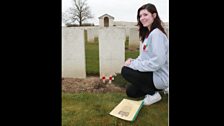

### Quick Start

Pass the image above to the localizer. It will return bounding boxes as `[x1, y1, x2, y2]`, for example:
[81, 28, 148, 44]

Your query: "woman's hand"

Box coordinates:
[124, 58, 133, 66]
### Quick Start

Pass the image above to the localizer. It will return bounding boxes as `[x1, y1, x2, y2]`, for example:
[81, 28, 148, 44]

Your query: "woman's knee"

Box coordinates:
[121, 66, 130, 77]
[121, 66, 126, 76]
[126, 85, 138, 98]
[126, 88, 135, 98]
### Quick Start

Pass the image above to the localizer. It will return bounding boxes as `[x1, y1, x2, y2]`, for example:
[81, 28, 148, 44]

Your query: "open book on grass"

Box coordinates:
[109, 99, 144, 121]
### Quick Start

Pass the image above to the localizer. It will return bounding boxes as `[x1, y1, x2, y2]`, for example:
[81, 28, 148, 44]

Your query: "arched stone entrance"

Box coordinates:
[104, 17, 109, 27]
[98, 14, 114, 27]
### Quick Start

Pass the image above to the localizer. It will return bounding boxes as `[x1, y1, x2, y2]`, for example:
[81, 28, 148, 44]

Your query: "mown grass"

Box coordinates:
[62, 92, 168, 126]
[85, 41, 100, 76]
[84, 30, 99, 76]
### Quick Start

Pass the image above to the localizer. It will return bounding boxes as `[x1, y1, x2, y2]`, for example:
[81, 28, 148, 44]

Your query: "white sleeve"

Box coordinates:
[128, 31, 167, 72]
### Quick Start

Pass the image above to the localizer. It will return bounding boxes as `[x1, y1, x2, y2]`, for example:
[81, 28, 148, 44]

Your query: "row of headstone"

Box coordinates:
[62, 27, 125, 78]
[86, 25, 169, 43]
[87, 28, 99, 43]
[62, 26, 169, 78]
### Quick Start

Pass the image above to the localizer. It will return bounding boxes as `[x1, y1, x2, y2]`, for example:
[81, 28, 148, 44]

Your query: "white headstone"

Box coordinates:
[87, 28, 95, 43]
[129, 28, 140, 51]
[62, 27, 86, 78]
[99, 27, 125, 78]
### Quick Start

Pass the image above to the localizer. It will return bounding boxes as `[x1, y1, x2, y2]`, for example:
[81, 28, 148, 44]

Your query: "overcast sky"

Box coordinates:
[62, 0, 169, 25]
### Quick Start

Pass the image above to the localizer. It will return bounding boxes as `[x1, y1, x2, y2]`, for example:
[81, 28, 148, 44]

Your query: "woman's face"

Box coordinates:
[139, 9, 155, 28]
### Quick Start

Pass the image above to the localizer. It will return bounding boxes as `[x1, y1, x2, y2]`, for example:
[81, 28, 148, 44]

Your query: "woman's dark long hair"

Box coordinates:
[137, 3, 167, 42]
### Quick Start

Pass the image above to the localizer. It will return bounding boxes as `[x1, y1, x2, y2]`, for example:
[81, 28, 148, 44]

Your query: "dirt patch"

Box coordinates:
[62, 76, 125, 93]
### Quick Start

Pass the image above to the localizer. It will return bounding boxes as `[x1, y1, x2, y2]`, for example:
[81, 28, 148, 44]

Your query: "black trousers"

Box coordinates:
[121, 66, 160, 98]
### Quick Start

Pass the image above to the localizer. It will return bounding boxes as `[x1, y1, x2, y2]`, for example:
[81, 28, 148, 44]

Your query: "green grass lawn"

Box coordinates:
[62, 92, 168, 126]
[85, 41, 100, 76]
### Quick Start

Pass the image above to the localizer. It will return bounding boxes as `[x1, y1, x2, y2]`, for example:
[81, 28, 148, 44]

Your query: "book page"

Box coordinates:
[109, 99, 144, 121]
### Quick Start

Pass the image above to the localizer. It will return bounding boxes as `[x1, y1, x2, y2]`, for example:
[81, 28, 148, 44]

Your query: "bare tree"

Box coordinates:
[62, 0, 93, 26]
[62, 8, 78, 26]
